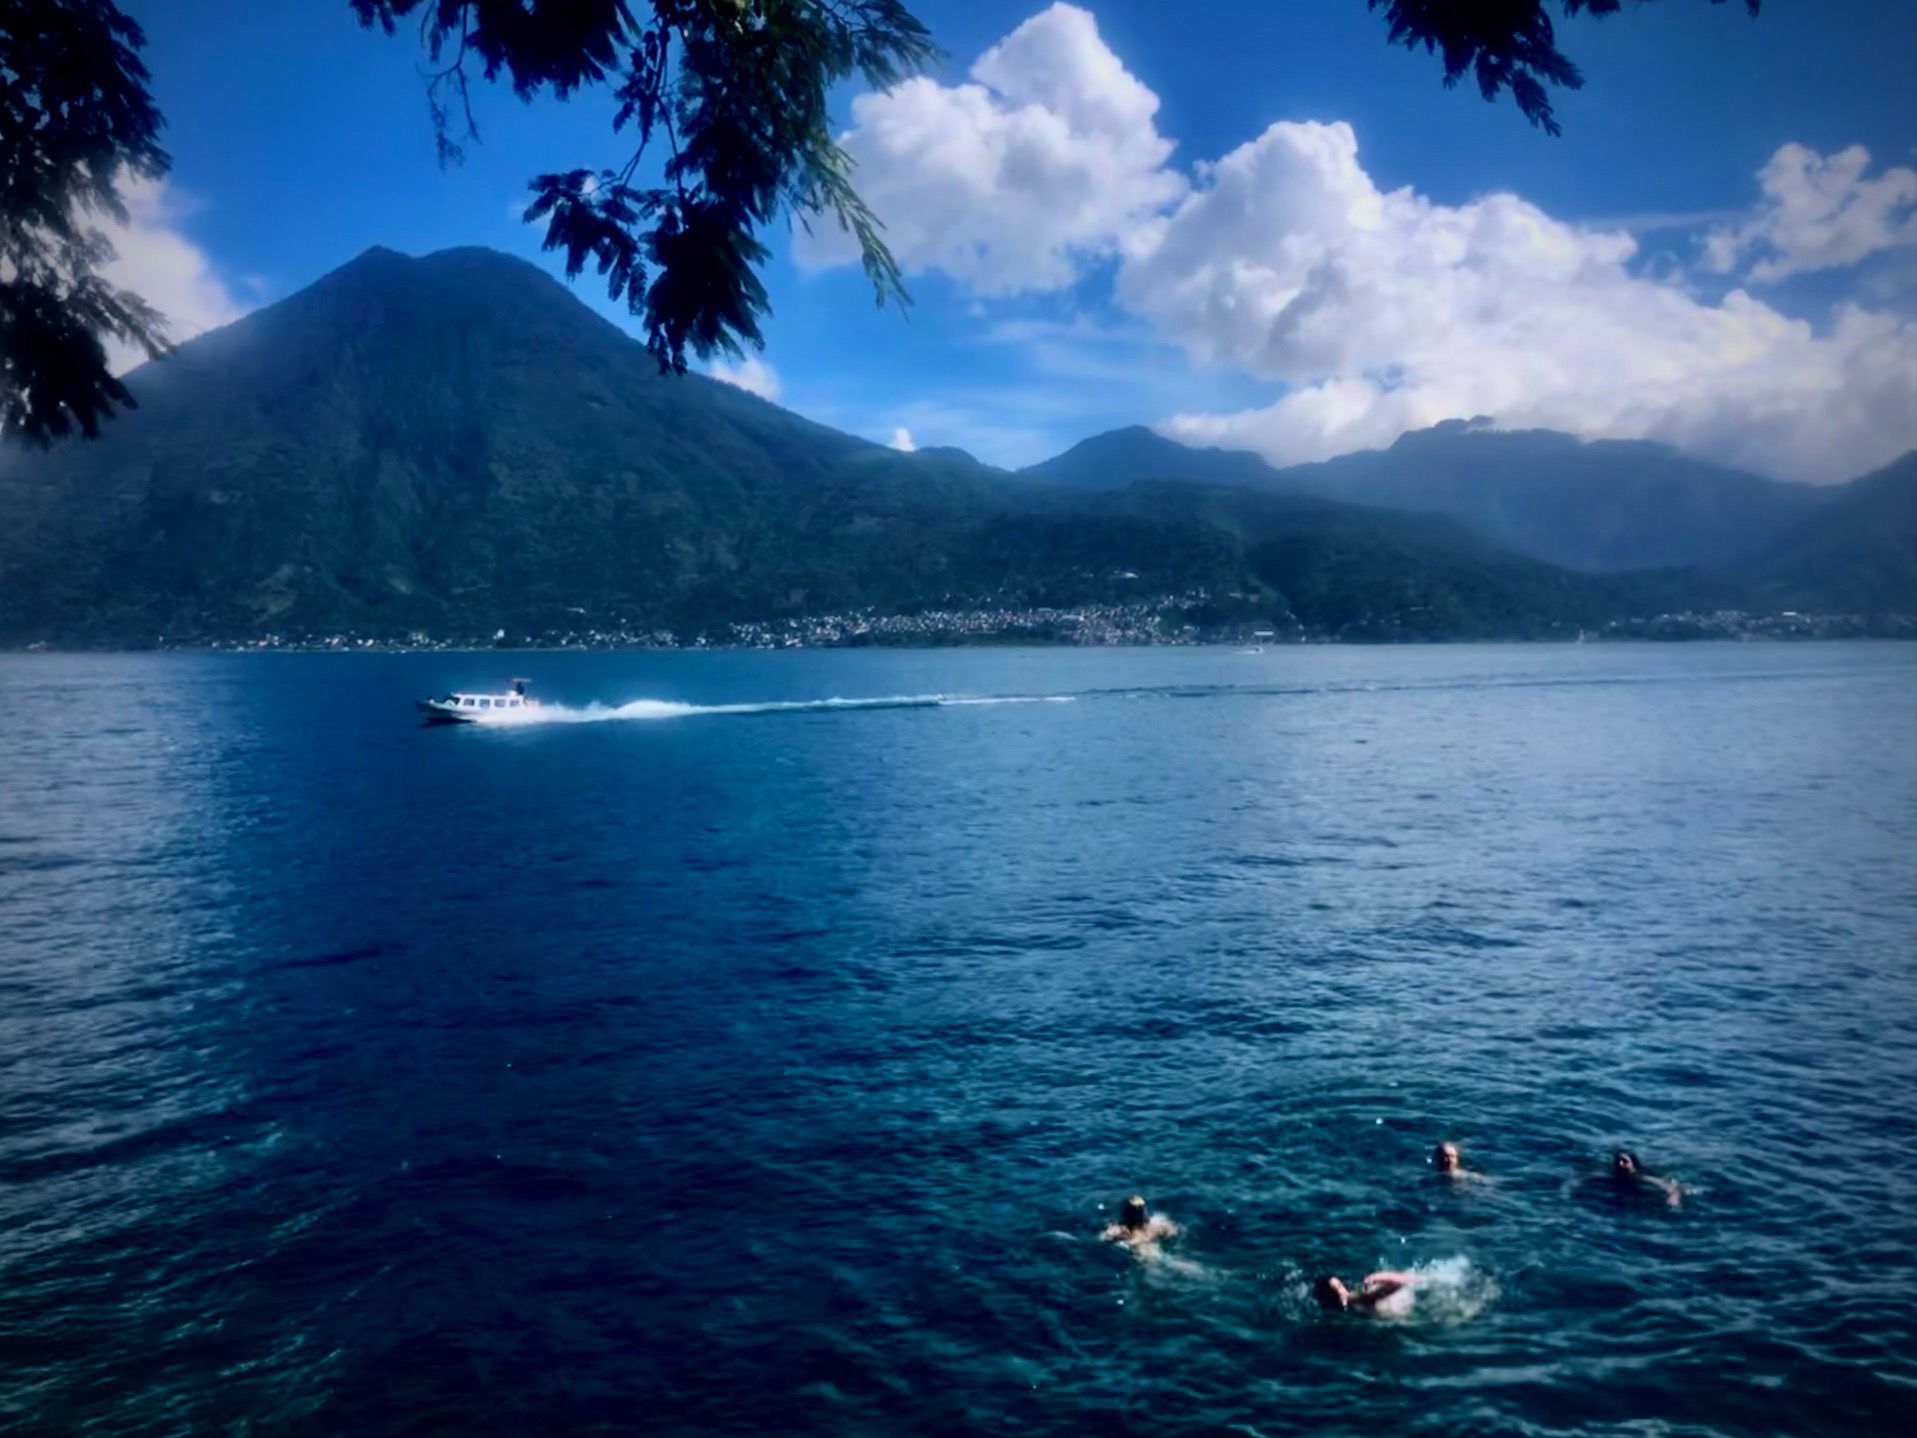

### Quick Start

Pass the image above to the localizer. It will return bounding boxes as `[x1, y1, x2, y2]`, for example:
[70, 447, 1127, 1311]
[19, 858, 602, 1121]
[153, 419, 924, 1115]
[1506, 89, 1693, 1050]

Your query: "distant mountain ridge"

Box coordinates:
[1024, 426, 1280, 493]
[1021, 419, 1841, 574]
[1742, 453, 1917, 613]
[0, 245, 1908, 646]
[0, 246, 1012, 640]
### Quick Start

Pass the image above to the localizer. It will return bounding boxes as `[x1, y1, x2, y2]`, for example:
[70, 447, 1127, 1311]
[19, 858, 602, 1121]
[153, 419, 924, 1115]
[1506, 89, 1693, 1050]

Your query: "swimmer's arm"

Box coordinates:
[1146, 1216, 1178, 1239]
[1358, 1271, 1415, 1304]
[1652, 1176, 1683, 1207]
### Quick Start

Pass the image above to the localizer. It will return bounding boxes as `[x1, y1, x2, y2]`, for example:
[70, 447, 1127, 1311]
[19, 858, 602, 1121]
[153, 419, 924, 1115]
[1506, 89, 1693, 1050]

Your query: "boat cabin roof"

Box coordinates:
[441, 692, 533, 707]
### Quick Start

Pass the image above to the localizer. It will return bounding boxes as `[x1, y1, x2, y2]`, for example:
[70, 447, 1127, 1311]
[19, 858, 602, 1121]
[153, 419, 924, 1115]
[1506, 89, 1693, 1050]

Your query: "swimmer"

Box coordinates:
[1313, 1270, 1419, 1316]
[1608, 1149, 1682, 1208]
[1102, 1195, 1178, 1248]
[1431, 1141, 1486, 1181]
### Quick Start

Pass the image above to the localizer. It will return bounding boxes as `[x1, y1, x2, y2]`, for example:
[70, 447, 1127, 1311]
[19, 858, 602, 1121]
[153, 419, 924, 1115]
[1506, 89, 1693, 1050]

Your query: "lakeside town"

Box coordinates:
[16, 602, 1912, 653]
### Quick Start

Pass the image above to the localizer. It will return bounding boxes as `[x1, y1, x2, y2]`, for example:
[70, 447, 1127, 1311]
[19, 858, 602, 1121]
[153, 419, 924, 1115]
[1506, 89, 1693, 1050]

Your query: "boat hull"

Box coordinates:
[415, 699, 475, 724]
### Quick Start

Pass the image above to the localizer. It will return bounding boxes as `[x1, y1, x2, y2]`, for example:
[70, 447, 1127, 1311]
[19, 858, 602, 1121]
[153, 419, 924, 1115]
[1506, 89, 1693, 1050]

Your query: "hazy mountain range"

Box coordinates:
[0, 246, 1910, 646]
[1023, 422, 1829, 573]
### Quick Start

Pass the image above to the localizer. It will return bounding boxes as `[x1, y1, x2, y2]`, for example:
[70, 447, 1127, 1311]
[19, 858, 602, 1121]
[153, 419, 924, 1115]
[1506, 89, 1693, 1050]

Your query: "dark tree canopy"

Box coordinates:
[1370, 1, 1761, 136]
[1, 0, 171, 444]
[4, 0, 1764, 445]
[350, 1, 938, 374]
[358, 1, 1764, 370]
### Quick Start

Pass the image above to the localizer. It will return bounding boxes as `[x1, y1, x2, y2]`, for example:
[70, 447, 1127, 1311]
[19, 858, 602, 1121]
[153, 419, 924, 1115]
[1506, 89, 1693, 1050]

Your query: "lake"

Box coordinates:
[2, 642, 1913, 1435]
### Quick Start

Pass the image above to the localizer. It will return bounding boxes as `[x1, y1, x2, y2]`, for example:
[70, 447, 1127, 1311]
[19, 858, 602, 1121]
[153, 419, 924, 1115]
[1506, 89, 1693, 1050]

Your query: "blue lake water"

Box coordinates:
[2, 643, 1914, 1435]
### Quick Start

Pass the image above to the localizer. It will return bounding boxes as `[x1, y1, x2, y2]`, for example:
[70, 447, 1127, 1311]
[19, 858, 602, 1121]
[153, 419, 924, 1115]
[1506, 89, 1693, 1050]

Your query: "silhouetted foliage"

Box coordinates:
[1369, 1, 1760, 135]
[0, 0, 170, 444]
[4, 0, 1768, 444]
[351, 1, 937, 373]
[355, 1, 1763, 371]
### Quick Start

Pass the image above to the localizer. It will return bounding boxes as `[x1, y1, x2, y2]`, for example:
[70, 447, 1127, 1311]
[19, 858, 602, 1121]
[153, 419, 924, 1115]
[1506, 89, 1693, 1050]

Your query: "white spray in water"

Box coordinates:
[469, 693, 1074, 726]
[1393, 1256, 1498, 1324]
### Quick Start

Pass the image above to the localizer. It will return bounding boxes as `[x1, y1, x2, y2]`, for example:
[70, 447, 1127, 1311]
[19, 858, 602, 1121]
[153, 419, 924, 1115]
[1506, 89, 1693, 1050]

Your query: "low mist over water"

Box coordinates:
[2, 644, 1913, 1435]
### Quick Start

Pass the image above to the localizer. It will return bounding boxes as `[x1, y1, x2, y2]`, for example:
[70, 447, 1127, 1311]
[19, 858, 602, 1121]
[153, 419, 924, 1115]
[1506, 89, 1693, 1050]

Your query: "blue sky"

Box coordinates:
[116, 1, 1917, 478]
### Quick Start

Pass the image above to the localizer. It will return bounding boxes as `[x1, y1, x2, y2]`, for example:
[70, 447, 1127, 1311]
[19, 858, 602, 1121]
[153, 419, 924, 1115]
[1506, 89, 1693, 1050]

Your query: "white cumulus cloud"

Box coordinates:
[814, 8, 1917, 481]
[708, 354, 782, 402]
[1704, 143, 1917, 282]
[1123, 120, 1917, 480]
[889, 426, 916, 452]
[97, 173, 248, 374]
[800, 3, 1184, 294]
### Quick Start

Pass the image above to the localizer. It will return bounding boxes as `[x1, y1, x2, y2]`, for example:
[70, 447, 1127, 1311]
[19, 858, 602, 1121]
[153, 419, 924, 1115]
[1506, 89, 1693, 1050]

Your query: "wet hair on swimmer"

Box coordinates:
[1313, 1276, 1346, 1309]
[1120, 1196, 1149, 1228]
[1613, 1149, 1640, 1173]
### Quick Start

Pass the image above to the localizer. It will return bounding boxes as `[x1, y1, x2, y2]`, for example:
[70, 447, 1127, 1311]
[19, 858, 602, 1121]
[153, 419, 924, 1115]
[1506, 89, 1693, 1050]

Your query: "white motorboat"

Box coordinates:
[416, 678, 540, 723]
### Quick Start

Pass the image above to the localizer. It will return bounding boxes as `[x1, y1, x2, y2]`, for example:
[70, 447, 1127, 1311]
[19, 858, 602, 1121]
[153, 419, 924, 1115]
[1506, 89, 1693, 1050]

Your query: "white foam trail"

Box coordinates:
[937, 695, 1076, 707]
[473, 692, 1074, 726]
[1399, 1256, 1497, 1324]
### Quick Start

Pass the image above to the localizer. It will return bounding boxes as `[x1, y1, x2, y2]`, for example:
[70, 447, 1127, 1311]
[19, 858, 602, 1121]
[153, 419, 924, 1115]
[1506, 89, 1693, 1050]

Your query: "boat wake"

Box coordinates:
[473, 693, 1076, 725]
[439, 665, 1787, 728]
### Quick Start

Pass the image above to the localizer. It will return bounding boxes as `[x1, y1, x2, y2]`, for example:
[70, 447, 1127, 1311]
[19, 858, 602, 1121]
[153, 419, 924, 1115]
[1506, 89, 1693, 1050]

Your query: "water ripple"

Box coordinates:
[0, 644, 1912, 1435]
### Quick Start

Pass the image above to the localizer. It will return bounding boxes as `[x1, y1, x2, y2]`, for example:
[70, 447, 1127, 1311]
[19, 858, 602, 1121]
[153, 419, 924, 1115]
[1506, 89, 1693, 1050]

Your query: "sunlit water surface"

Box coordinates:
[2, 644, 1913, 1436]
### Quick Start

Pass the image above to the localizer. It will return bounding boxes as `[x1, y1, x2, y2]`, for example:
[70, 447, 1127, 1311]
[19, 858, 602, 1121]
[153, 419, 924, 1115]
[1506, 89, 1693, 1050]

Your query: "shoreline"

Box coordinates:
[6, 632, 1914, 658]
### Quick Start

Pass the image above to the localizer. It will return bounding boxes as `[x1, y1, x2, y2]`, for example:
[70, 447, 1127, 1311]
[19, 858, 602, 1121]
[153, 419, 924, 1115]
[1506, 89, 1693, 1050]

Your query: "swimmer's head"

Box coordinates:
[1612, 1150, 1640, 1178]
[1433, 1142, 1461, 1173]
[1313, 1275, 1351, 1310]
[1119, 1196, 1150, 1230]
